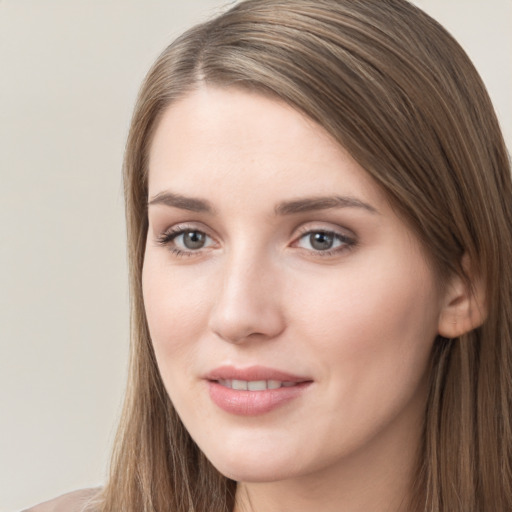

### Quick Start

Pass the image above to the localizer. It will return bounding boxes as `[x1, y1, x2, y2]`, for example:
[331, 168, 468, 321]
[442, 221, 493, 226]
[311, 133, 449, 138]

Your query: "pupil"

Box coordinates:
[184, 231, 205, 249]
[310, 232, 333, 251]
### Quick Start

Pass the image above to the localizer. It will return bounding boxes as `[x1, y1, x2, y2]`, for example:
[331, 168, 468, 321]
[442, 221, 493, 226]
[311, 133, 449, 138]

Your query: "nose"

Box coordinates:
[208, 252, 286, 344]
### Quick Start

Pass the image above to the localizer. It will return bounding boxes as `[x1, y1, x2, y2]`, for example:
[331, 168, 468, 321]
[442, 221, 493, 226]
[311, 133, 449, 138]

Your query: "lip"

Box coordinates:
[205, 365, 310, 383]
[205, 365, 313, 416]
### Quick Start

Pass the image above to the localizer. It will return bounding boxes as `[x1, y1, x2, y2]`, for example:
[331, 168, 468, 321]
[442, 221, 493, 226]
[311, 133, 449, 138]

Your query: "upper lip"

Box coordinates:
[204, 365, 311, 383]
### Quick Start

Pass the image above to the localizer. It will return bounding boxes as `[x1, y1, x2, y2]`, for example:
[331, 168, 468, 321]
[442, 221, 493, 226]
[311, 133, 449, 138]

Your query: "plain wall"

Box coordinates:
[0, 1, 510, 510]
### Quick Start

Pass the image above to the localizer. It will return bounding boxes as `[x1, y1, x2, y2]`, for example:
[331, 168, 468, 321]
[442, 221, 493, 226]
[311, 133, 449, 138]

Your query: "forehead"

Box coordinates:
[147, 86, 385, 211]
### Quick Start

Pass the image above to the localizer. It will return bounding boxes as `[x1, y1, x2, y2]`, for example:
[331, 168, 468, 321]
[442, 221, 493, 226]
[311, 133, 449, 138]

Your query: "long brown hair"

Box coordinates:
[99, 1, 512, 510]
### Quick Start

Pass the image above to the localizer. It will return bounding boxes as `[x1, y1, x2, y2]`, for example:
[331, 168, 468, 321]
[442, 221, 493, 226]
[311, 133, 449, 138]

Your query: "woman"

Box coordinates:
[27, 0, 512, 510]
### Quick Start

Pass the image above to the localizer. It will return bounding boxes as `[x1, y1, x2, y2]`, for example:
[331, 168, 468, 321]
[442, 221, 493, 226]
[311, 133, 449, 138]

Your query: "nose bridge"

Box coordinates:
[209, 242, 285, 343]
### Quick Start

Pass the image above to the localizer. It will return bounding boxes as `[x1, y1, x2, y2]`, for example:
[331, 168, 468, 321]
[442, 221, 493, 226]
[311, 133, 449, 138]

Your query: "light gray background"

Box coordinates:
[1, 1, 510, 510]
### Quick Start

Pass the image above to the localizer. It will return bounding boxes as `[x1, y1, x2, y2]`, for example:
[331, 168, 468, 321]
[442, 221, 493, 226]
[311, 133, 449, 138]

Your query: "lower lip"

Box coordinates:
[207, 381, 311, 416]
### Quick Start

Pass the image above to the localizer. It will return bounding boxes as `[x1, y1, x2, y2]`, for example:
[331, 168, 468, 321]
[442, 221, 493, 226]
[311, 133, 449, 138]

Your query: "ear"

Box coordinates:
[437, 254, 487, 338]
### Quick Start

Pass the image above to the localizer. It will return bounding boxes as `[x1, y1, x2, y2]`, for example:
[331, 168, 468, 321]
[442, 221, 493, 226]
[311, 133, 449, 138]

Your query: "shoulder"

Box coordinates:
[22, 488, 101, 512]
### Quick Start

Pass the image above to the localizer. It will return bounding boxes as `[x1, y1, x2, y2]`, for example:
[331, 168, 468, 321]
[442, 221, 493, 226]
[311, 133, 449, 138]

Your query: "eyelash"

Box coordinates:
[293, 227, 356, 257]
[155, 225, 357, 258]
[155, 224, 212, 258]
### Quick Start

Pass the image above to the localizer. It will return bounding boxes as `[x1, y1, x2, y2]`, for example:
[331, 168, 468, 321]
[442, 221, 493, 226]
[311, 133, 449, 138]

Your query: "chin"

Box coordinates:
[202, 443, 307, 483]
[213, 460, 296, 484]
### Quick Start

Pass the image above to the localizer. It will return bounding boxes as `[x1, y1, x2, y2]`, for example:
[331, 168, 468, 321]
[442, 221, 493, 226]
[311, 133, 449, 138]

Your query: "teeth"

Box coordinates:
[232, 379, 248, 390]
[217, 379, 297, 391]
[247, 380, 266, 391]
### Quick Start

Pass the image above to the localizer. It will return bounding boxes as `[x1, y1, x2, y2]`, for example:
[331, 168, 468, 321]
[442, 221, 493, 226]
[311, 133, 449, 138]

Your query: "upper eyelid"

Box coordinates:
[159, 224, 215, 241]
[158, 222, 214, 237]
[293, 222, 356, 239]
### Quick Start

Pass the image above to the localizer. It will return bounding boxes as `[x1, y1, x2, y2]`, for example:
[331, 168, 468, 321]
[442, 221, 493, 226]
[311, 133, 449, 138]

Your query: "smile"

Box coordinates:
[205, 366, 312, 415]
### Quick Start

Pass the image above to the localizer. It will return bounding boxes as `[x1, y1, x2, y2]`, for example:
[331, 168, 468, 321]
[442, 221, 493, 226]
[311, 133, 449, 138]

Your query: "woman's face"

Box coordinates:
[143, 86, 447, 483]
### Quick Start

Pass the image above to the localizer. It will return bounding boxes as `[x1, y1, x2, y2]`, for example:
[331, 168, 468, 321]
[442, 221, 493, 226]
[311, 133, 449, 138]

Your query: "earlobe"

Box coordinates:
[437, 256, 487, 338]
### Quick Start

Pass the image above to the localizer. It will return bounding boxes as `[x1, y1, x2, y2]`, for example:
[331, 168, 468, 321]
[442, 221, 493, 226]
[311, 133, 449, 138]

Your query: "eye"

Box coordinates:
[176, 230, 209, 250]
[294, 229, 355, 255]
[156, 226, 216, 256]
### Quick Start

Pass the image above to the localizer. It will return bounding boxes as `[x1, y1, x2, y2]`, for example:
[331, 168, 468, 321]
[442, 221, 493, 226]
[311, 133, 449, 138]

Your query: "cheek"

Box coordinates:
[289, 257, 440, 411]
[142, 254, 212, 377]
[294, 260, 439, 341]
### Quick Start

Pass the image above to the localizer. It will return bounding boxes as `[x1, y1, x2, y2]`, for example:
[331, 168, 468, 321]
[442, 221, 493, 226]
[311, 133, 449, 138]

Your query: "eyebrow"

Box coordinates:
[275, 196, 379, 215]
[148, 191, 214, 213]
[147, 191, 378, 216]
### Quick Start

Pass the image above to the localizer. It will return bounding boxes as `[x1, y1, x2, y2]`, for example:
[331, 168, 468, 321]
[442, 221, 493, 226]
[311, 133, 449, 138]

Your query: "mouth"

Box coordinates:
[215, 379, 301, 391]
[205, 366, 312, 415]
[205, 365, 311, 387]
